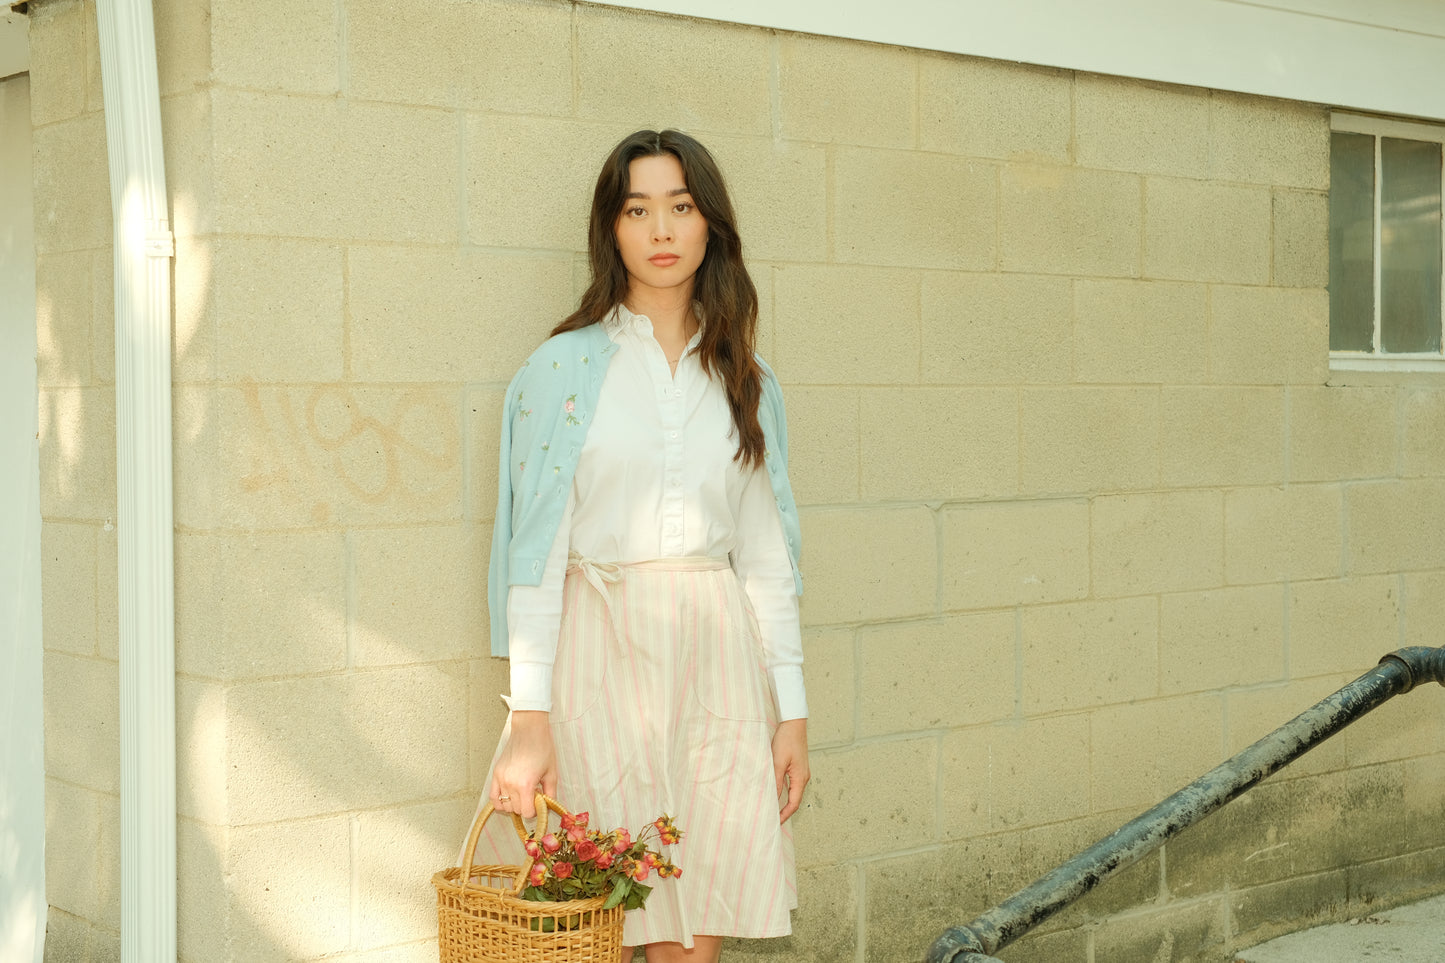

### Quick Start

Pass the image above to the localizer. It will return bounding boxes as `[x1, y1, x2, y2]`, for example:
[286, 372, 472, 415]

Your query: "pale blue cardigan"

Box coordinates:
[487, 323, 803, 656]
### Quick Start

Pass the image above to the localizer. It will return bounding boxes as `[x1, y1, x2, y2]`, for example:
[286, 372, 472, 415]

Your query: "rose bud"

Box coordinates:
[541, 833, 562, 854]
[611, 829, 631, 853]
[524, 839, 541, 859]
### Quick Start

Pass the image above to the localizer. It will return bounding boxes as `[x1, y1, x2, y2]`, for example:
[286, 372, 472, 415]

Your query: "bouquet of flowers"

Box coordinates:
[520, 811, 684, 914]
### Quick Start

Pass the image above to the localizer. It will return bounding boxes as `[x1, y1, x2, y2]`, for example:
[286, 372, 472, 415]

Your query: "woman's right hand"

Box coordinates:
[491, 710, 557, 818]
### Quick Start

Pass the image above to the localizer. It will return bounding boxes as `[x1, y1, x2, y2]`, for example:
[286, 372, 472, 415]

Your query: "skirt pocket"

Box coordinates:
[549, 572, 607, 723]
[690, 573, 773, 723]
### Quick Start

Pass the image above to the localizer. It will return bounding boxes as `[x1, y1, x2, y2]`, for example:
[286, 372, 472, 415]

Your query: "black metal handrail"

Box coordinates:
[926, 645, 1445, 963]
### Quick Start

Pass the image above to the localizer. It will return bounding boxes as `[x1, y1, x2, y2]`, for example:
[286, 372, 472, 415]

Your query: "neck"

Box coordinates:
[623, 285, 697, 343]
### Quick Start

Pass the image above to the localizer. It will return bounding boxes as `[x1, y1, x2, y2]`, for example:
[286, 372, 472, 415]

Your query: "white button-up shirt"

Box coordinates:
[506, 304, 807, 720]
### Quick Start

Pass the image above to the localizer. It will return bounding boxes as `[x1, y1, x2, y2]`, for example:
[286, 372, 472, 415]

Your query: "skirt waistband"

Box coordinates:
[564, 552, 732, 657]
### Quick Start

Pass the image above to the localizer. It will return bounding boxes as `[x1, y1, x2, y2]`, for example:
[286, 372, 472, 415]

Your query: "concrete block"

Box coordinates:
[771, 264, 920, 384]
[1348, 479, 1445, 574]
[940, 500, 1089, 610]
[93, 790, 120, 931]
[174, 531, 348, 680]
[1020, 597, 1158, 714]
[465, 388, 506, 523]
[1163, 781, 1293, 895]
[468, 656, 509, 793]
[782, 387, 859, 505]
[790, 739, 935, 865]
[177, 817, 230, 963]
[42, 521, 98, 657]
[858, 387, 1017, 501]
[27, 0, 88, 125]
[90, 248, 114, 385]
[1273, 189, 1329, 288]
[1074, 73, 1210, 177]
[355, 800, 473, 948]
[577, 6, 771, 136]
[1160, 584, 1285, 694]
[1000, 164, 1142, 277]
[226, 663, 469, 823]
[800, 627, 854, 748]
[312, 944, 439, 963]
[921, 272, 1072, 385]
[176, 678, 229, 825]
[863, 836, 1020, 962]
[153, 0, 212, 96]
[44, 653, 119, 793]
[703, 135, 828, 263]
[1093, 896, 1227, 961]
[198, 237, 345, 382]
[833, 148, 996, 269]
[36, 251, 95, 387]
[1090, 694, 1224, 813]
[1018, 387, 1158, 494]
[1288, 386, 1396, 482]
[96, 525, 117, 661]
[1225, 674, 1354, 778]
[1348, 846, 1445, 915]
[1403, 570, 1445, 648]
[1344, 677, 1445, 767]
[1401, 388, 1445, 477]
[226, 816, 351, 959]
[32, 113, 111, 255]
[1231, 871, 1349, 948]
[1287, 763, 1422, 869]
[40, 388, 117, 521]
[1092, 490, 1225, 596]
[1144, 176, 1272, 283]
[1289, 576, 1398, 678]
[1074, 279, 1208, 384]
[1013, 812, 1161, 924]
[1210, 91, 1330, 189]
[858, 614, 1014, 735]
[348, 246, 571, 383]
[1160, 387, 1285, 487]
[778, 34, 915, 148]
[174, 383, 462, 529]
[466, 114, 626, 250]
[992, 927, 1088, 963]
[1209, 285, 1329, 385]
[160, 91, 216, 241]
[348, 0, 570, 113]
[1224, 484, 1343, 585]
[43, 908, 92, 963]
[213, 90, 458, 243]
[797, 507, 936, 625]
[939, 715, 1090, 839]
[44, 778, 101, 922]
[919, 54, 1071, 162]
[352, 525, 486, 666]
[212, 0, 338, 93]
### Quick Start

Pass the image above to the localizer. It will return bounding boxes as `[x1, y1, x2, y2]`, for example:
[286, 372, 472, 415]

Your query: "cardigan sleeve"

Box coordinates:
[502, 491, 573, 711]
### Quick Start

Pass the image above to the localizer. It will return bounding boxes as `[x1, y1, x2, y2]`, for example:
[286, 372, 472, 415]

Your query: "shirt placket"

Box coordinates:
[657, 350, 687, 557]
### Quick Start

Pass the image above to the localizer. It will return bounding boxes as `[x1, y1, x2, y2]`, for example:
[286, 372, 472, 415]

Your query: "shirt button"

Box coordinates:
[669, 431, 679, 439]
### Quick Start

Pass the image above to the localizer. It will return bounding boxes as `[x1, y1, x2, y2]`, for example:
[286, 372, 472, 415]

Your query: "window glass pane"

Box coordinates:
[1380, 137, 1442, 353]
[1329, 132, 1376, 351]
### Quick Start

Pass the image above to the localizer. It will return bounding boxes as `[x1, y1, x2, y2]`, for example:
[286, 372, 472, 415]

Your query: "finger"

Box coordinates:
[515, 786, 538, 819]
[773, 757, 787, 799]
[781, 769, 806, 823]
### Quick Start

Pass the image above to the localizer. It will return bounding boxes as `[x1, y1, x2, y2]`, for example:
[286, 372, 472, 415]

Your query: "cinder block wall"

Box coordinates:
[31, 0, 1445, 961]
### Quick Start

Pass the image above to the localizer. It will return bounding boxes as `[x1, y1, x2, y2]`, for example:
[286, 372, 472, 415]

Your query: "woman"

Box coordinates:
[476, 129, 809, 961]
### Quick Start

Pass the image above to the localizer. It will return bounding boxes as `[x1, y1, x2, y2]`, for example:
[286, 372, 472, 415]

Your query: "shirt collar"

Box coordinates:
[603, 302, 706, 347]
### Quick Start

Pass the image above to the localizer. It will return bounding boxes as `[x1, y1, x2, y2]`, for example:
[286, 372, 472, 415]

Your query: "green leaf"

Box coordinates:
[602, 877, 631, 910]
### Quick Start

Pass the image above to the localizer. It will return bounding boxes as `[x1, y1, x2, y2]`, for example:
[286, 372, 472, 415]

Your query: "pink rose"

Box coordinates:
[611, 829, 631, 853]
[523, 839, 541, 859]
[631, 863, 650, 882]
[528, 862, 548, 886]
[553, 861, 574, 880]
[594, 852, 613, 869]
[575, 839, 601, 862]
[541, 833, 562, 854]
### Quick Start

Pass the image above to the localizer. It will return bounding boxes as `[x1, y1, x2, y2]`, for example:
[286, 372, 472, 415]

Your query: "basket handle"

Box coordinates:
[457, 792, 572, 896]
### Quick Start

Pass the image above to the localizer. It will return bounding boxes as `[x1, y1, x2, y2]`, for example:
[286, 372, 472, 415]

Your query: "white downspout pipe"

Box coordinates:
[92, 2, 176, 960]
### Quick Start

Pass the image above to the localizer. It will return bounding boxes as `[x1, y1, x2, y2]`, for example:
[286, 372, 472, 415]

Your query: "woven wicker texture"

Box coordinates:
[434, 794, 625, 962]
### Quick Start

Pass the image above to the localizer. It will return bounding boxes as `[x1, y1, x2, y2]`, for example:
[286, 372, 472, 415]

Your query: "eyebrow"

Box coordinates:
[625, 188, 692, 199]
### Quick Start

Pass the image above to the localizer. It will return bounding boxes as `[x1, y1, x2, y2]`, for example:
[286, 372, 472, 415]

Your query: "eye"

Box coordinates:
[673, 202, 694, 214]
[625, 206, 647, 218]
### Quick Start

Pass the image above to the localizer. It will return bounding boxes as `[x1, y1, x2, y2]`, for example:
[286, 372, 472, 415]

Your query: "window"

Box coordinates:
[1330, 113, 1445, 370]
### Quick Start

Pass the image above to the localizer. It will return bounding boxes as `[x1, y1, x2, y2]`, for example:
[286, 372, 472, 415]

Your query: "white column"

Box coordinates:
[92, 2, 176, 961]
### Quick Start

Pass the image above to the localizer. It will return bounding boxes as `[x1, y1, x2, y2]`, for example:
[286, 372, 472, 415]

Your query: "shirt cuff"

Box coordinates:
[504, 662, 553, 713]
[770, 664, 808, 721]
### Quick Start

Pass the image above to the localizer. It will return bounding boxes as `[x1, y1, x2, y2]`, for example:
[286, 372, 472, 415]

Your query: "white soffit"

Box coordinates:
[591, 0, 1445, 122]
[0, 11, 27, 81]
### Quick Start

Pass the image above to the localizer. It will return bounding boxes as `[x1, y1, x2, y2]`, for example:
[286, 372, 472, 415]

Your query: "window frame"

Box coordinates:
[1329, 111, 1445, 372]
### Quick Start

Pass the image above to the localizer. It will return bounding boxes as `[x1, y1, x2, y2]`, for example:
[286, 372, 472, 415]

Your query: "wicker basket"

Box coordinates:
[433, 793, 625, 963]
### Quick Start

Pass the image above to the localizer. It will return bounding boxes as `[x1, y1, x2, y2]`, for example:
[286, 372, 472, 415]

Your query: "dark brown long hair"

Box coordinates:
[553, 129, 765, 470]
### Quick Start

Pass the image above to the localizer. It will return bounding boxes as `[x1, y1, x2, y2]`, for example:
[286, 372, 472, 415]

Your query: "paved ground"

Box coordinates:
[1233, 894, 1445, 962]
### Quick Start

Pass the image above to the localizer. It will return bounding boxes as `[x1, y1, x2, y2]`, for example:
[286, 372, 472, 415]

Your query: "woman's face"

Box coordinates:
[614, 153, 709, 301]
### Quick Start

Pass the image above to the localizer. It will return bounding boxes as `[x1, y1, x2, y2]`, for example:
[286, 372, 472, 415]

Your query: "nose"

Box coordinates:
[651, 211, 673, 243]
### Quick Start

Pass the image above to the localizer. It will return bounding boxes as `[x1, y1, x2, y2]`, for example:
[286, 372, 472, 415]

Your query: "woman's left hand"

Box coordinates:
[771, 719, 810, 823]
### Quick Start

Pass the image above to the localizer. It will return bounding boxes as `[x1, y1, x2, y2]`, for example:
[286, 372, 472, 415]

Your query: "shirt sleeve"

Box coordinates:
[502, 490, 574, 712]
[732, 465, 808, 721]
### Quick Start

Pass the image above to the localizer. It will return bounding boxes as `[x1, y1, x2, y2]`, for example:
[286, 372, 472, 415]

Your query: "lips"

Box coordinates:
[649, 253, 680, 267]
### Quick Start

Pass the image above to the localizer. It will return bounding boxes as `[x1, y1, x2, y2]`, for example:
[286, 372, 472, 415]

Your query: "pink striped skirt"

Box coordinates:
[471, 555, 797, 947]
